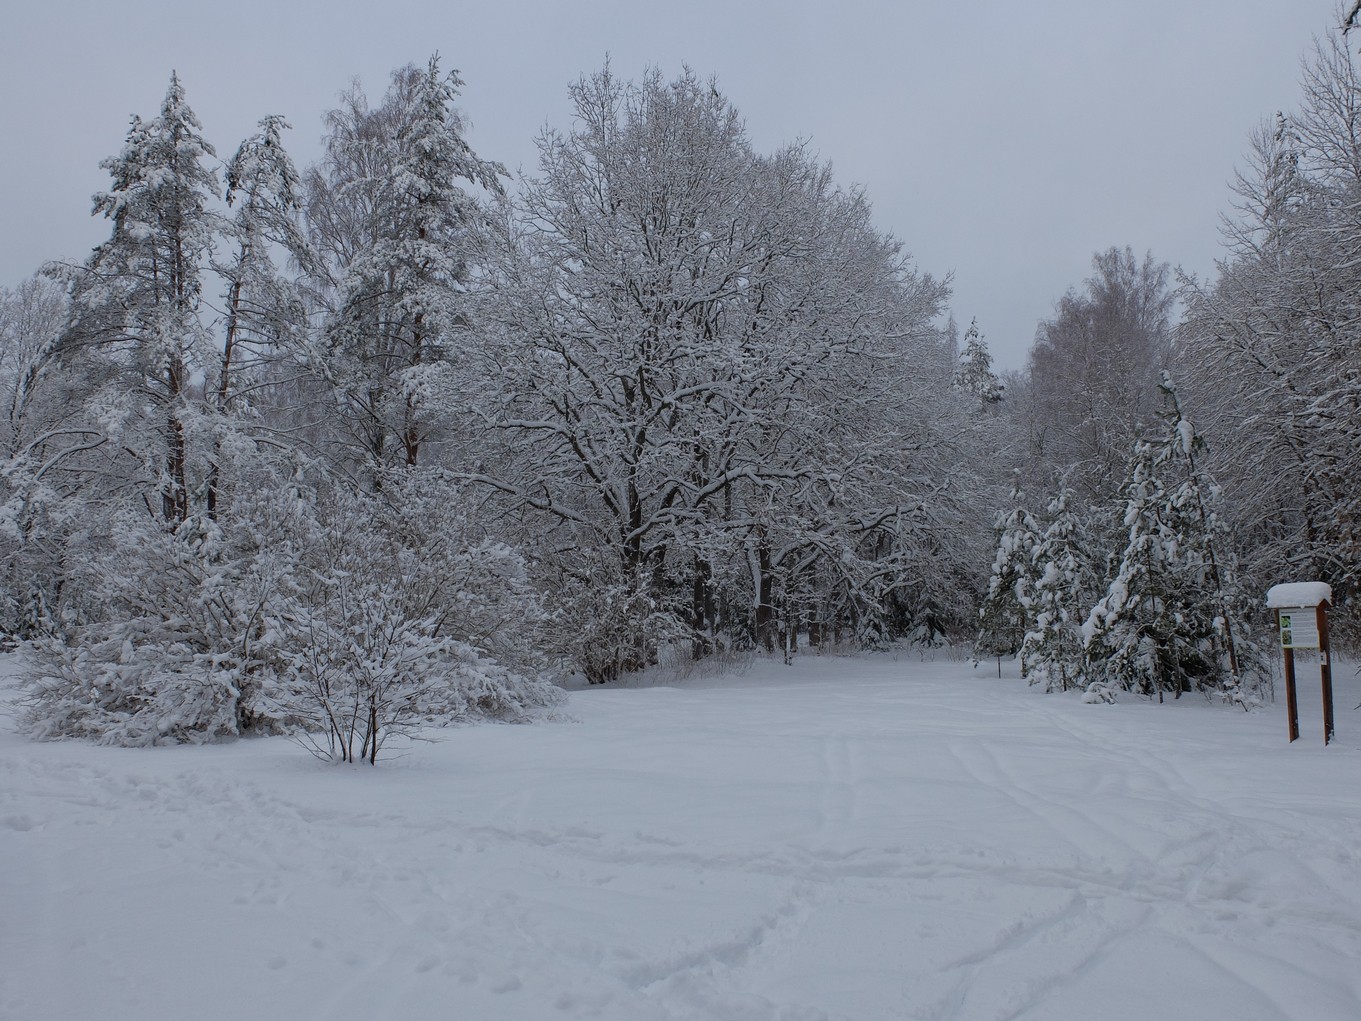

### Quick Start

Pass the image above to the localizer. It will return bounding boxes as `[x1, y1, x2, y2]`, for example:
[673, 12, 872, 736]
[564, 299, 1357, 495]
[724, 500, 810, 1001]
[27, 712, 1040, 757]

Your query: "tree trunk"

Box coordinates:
[754, 542, 776, 653]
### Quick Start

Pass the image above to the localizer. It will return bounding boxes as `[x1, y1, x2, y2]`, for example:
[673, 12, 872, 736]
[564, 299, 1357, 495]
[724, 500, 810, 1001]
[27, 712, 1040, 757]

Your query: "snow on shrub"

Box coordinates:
[19, 468, 563, 759]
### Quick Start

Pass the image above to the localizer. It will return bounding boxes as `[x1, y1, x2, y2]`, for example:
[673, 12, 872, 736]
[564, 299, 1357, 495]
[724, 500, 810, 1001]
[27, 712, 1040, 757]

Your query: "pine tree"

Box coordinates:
[1083, 374, 1262, 701]
[64, 73, 223, 523]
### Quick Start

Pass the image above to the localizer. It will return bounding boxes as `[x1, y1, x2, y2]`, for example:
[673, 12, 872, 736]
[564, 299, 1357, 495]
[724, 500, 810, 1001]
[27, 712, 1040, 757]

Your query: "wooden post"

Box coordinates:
[1318, 604, 1334, 746]
[1280, 611, 1300, 744]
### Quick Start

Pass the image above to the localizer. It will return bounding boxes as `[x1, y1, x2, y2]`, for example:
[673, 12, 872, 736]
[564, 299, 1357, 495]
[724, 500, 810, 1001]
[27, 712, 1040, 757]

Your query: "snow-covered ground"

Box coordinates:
[3, 650, 1359, 1021]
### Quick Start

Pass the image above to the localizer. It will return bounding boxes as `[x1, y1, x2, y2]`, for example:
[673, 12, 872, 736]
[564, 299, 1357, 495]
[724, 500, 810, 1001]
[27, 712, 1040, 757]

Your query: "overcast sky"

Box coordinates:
[0, 0, 1343, 368]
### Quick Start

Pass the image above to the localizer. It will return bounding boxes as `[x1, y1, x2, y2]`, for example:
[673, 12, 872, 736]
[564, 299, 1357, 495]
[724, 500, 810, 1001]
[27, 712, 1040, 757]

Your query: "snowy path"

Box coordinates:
[3, 653, 1360, 1020]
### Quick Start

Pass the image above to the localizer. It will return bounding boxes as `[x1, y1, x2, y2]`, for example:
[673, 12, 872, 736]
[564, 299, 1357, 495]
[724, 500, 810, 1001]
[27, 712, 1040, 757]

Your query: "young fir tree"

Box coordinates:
[954, 317, 1005, 410]
[975, 493, 1041, 671]
[1020, 490, 1099, 692]
[1082, 374, 1260, 702]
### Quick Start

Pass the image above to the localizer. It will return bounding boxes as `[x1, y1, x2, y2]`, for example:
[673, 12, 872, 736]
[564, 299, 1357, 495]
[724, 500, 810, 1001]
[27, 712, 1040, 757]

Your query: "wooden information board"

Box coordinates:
[1266, 583, 1333, 745]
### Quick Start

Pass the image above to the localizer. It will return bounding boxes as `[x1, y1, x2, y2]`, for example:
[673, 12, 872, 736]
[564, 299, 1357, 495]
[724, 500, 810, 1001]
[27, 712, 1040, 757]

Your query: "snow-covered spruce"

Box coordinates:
[954, 316, 1005, 410]
[974, 493, 1041, 669]
[1020, 490, 1102, 692]
[1082, 375, 1267, 703]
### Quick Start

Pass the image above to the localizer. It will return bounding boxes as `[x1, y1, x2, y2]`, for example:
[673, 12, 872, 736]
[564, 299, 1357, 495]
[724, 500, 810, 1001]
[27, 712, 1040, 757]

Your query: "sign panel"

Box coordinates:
[1278, 608, 1320, 649]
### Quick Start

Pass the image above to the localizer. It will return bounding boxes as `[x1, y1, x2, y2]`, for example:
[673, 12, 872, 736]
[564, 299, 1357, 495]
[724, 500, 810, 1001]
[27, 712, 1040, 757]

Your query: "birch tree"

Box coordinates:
[1024, 247, 1172, 506]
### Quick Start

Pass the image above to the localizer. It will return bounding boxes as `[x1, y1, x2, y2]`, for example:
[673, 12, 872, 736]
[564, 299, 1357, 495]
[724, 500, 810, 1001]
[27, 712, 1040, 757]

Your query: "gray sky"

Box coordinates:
[0, 0, 1342, 368]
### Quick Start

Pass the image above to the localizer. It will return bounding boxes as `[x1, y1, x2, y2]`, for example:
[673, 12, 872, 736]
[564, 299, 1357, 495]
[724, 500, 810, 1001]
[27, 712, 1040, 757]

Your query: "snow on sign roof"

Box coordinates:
[1266, 582, 1333, 608]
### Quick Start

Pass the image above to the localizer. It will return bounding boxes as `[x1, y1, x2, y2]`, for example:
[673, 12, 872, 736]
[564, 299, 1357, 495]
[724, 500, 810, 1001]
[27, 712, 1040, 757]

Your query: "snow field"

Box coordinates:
[3, 652, 1360, 1020]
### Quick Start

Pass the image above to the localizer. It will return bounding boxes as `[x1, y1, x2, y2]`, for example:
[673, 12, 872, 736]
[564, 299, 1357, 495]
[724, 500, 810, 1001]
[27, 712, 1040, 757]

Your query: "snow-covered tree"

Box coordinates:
[0, 274, 81, 641]
[479, 65, 962, 677]
[1020, 490, 1101, 692]
[1180, 31, 1361, 645]
[1022, 247, 1172, 505]
[954, 317, 1004, 409]
[61, 73, 223, 524]
[306, 57, 507, 476]
[1083, 375, 1262, 702]
[975, 494, 1041, 667]
[20, 485, 289, 746]
[9, 63, 575, 759]
[208, 115, 316, 517]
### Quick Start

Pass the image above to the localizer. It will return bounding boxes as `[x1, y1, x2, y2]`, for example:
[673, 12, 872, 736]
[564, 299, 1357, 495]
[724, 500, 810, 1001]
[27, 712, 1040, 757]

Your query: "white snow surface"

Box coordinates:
[4, 650, 1360, 1020]
[1266, 582, 1333, 609]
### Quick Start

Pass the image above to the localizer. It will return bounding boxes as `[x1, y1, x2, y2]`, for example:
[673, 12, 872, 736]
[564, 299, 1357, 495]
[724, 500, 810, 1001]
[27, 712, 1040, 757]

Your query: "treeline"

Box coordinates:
[3, 20, 1358, 753]
[0, 59, 994, 753]
[976, 28, 1361, 702]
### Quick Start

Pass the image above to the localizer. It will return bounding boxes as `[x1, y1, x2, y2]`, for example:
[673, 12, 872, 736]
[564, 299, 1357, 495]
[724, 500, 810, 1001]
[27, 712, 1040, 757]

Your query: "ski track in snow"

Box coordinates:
[3, 652, 1360, 1020]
